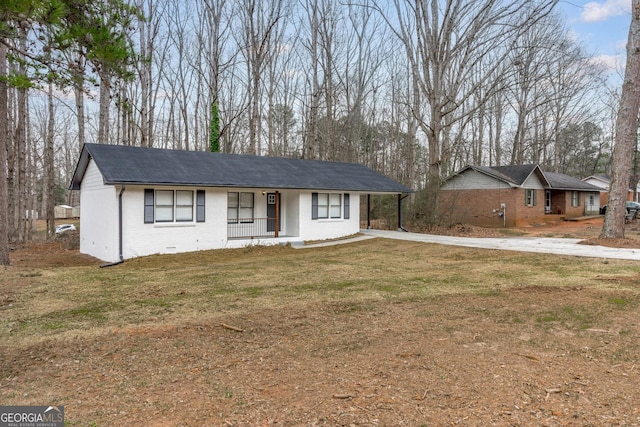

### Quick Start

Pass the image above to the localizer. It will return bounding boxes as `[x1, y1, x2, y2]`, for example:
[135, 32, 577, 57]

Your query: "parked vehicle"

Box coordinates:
[55, 224, 77, 234]
[599, 201, 640, 217]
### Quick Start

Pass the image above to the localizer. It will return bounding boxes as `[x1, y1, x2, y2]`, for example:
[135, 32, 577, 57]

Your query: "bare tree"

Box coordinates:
[379, 0, 556, 222]
[601, 0, 640, 239]
[237, 0, 287, 155]
[44, 78, 56, 238]
[0, 42, 9, 265]
[300, 0, 322, 159]
[14, 33, 29, 243]
[299, 0, 348, 160]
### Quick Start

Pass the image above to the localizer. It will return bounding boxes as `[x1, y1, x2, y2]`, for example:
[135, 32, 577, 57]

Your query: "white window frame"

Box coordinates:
[228, 192, 254, 224]
[525, 189, 535, 207]
[316, 193, 342, 219]
[571, 191, 580, 207]
[175, 190, 194, 222]
[153, 190, 194, 223]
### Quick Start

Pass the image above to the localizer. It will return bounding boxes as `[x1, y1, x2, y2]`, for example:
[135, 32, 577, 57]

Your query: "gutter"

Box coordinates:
[100, 185, 126, 268]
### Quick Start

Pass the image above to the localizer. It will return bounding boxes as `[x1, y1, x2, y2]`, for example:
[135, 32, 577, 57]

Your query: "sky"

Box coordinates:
[557, 0, 632, 73]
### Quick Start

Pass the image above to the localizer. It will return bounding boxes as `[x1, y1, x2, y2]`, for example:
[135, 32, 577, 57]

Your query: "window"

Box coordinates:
[312, 192, 346, 219]
[330, 193, 342, 218]
[156, 190, 175, 222]
[176, 190, 193, 222]
[571, 191, 580, 207]
[143, 189, 199, 223]
[228, 192, 254, 223]
[317, 193, 329, 218]
[525, 189, 536, 207]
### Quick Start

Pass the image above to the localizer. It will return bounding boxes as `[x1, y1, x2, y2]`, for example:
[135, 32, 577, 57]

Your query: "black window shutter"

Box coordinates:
[344, 193, 350, 219]
[144, 189, 154, 223]
[312, 192, 318, 220]
[196, 190, 205, 222]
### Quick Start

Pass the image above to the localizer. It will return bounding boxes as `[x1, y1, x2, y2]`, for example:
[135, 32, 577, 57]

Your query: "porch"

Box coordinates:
[227, 217, 285, 239]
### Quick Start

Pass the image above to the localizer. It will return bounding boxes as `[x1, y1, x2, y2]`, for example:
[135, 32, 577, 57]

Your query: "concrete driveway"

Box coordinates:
[358, 229, 640, 260]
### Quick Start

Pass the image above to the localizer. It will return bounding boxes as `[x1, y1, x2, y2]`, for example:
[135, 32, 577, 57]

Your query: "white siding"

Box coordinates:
[122, 187, 228, 259]
[282, 190, 300, 236]
[582, 177, 609, 190]
[79, 160, 119, 262]
[442, 170, 511, 190]
[298, 191, 361, 241]
[522, 173, 545, 189]
[79, 166, 366, 260]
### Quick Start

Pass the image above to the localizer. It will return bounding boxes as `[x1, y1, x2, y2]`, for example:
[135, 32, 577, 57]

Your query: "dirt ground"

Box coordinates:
[2, 221, 640, 426]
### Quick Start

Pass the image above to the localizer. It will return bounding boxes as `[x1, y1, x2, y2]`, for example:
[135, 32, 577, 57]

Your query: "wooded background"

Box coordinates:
[0, 0, 629, 252]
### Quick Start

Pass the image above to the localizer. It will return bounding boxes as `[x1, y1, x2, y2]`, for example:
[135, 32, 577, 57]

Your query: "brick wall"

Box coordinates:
[438, 188, 549, 228]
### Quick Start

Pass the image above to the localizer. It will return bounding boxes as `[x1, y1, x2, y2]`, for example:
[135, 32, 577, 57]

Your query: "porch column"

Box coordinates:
[275, 191, 280, 238]
[397, 194, 402, 231]
[367, 194, 371, 229]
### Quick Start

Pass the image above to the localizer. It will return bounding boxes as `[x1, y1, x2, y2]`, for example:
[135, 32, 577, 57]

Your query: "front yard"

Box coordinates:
[1, 237, 639, 426]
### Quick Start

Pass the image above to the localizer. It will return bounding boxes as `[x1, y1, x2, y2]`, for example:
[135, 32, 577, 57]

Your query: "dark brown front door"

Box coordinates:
[267, 192, 281, 234]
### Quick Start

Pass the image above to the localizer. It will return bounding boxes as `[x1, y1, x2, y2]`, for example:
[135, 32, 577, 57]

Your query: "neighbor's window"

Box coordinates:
[312, 193, 345, 219]
[228, 192, 254, 223]
[144, 189, 197, 223]
[571, 191, 580, 207]
[525, 189, 536, 207]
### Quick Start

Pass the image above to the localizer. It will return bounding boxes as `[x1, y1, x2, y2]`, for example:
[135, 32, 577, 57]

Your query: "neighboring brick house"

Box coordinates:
[438, 165, 601, 228]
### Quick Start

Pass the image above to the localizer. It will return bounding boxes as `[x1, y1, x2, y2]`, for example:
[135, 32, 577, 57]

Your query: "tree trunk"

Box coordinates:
[0, 43, 9, 265]
[98, 73, 111, 144]
[139, 9, 149, 148]
[73, 58, 85, 149]
[601, 0, 640, 239]
[45, 79, 55, 239]
[16, 35, 28, 243]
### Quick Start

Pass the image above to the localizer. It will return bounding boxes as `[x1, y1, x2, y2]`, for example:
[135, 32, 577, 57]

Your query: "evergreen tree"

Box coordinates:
[210, 102, 220, 152]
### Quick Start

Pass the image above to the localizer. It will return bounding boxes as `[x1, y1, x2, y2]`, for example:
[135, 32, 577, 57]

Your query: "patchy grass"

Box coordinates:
[2, 238, 640, 426]
[2, 239, 639, 347]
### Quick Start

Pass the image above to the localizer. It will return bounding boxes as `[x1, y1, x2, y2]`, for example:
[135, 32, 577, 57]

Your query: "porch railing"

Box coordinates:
[227, 217, 279, 239]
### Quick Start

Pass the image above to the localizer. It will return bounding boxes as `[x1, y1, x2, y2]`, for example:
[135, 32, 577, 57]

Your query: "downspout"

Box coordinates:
[397, 193, 409, 232]
[100, 185, 126, 268]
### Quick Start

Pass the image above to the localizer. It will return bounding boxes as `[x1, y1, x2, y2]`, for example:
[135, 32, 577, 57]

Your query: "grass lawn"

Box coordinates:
[1, 238, 640, 425]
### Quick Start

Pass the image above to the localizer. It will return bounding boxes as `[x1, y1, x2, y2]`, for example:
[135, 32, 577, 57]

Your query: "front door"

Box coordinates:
[267, 192, 281, 234]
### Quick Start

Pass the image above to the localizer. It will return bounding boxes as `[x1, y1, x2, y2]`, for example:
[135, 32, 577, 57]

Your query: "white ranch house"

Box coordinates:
[70, 144, 411, 263]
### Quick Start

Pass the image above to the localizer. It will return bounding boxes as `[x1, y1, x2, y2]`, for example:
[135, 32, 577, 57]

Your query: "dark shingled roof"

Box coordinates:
[490, 164, 543, 186]
[543, 171, 601, 191]
[448, 164, 600, 191]
[456, 164, 546, 187]
[70, 143, 412, 194]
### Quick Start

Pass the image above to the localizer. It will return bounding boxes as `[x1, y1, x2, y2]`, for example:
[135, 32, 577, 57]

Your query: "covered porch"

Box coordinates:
[227, 190, 294, 240]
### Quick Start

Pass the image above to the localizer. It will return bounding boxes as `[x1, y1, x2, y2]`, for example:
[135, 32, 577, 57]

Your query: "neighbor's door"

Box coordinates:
[545, 190, 551, 214]
[267, 192, 281, 234]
